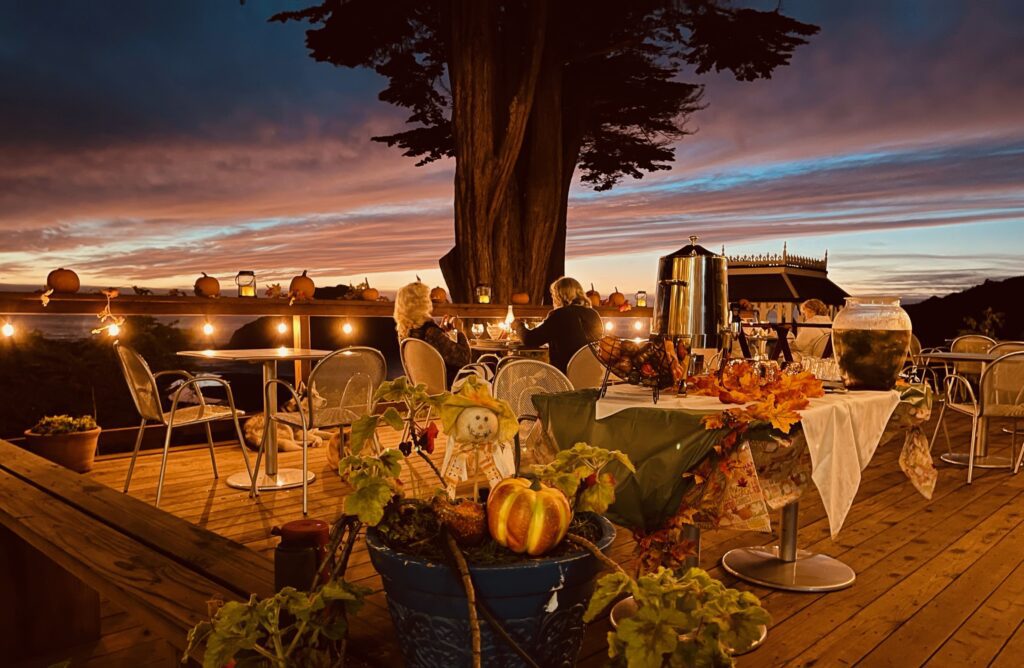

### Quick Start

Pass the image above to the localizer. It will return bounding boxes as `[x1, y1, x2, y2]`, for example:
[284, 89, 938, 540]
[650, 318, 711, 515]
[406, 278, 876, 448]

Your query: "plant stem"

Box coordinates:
[417, 449, 446, 487]
[445, 531, 482, 668]
[567, 532, 624, 576]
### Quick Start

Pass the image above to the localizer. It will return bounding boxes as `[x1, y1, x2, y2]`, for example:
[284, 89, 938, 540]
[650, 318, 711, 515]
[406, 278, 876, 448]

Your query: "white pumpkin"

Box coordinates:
[453, 406, 501, 443]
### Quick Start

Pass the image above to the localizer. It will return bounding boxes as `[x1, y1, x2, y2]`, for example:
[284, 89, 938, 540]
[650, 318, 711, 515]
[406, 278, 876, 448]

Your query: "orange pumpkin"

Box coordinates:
[46, 268, 80, 294]
[194, 273, 221, 298]
[289, 270, 315, 298]
[608, 287, 627, 307]
[430, 286, 448, 303]
[586, 283, 601, 308]
[511, 292, 530, 305]
[487, 478, 571, 556]
[361, 287, 380, 301]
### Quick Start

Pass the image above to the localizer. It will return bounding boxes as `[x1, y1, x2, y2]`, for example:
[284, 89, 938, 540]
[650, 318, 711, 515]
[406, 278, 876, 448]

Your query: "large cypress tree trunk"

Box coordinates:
[442, 0, 552, 303]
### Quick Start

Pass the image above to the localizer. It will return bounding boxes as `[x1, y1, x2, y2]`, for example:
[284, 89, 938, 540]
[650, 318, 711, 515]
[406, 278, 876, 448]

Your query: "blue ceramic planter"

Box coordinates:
[366, 515, 616, 668]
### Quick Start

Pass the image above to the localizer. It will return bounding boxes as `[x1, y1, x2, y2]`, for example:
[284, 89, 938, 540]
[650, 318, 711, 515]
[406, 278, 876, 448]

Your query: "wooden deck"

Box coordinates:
[18, 409, 1024, 667]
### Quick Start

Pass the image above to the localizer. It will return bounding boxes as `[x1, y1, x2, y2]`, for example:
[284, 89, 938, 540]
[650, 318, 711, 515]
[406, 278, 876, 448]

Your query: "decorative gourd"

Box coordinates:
[511, 292, 530, 305]
[430, 286, 448, 303]
[194, 273, 221, 298]
[609, 287, 627, 307]
[487, 477, 572, 556]
[361, 287, 380, 301]
[586, 283, 601, 308]
[46, 268, 80, 294]
[289, 270, 315, 299]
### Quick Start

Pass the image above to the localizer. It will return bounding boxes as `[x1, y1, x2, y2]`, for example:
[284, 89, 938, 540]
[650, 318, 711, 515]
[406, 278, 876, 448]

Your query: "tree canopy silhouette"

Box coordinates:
[273, 0, 818, 302]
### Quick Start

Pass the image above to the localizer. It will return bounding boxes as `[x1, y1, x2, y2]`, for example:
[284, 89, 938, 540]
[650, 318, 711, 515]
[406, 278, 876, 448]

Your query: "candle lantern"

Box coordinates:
[475, 283, 492, 304]
[235, 271, 257, 298]
[635, 290, 648, 307]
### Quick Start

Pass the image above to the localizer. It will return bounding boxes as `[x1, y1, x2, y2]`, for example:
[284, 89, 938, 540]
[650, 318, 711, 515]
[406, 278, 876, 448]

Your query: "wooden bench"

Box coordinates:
[0, 439, 274, 664]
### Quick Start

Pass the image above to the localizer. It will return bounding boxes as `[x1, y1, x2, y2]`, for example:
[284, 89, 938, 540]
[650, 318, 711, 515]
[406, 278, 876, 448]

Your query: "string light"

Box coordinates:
[1, 322, 13, 338]
[202, 321, 215, 336]
[604, 321, 614, 332]
[632, 319, 644, 331]
[341, 321, 353, 335]
[107, 323, 121, 337]
[276, 320, 288, 335]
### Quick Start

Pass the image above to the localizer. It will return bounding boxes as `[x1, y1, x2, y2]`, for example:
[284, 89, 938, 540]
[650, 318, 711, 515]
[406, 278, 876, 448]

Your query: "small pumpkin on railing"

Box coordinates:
[487, 477, 572, 556]
[510, 291, 530, 305]
[289, 270, 315, 300]
[430, 286, 448, 303]
[46, 267, 80, 294]
[193, 273, 221, 298]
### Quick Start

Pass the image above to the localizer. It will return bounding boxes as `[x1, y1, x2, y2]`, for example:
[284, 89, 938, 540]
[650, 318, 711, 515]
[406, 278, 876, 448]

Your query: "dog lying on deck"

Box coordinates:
[242, 413, 337, 453]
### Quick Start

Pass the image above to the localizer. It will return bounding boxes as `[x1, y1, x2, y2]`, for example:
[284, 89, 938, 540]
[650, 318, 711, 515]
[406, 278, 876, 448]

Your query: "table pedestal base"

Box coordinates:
[939, 452, 1012, 469]
[721, 546, 855, 592]
[227, 468, 315, 491]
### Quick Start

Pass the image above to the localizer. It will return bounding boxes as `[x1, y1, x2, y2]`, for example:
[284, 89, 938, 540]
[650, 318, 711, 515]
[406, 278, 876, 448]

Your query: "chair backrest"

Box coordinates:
[980, 351, 1024, 418]
[307, 347, 387, 427]
[989, 341, 1024, 356]
[400, 338, 447, 395]
[493, 359, 572, 420]
[808, 332, 832, 359]
[951, 334, 995, 376]
[566, 346, 607, 389]
[114, 342, 165, 423]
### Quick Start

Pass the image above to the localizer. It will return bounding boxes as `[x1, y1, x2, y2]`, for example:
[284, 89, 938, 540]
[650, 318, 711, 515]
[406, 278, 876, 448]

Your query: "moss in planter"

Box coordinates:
[30, 414, 98, 435]
[376, 499, 603, 565]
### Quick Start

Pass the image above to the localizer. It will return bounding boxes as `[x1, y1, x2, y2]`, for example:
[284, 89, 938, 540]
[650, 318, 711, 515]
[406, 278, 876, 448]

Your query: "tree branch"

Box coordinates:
[446, 531, 481, 668]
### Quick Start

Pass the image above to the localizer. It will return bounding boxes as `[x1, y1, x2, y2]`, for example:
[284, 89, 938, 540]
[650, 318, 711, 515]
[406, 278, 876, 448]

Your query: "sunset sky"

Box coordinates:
[1, 0, 1022, 300]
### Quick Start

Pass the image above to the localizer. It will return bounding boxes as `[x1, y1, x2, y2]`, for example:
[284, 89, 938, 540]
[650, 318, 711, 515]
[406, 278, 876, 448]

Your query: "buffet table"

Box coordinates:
[533, 384, 933, 592]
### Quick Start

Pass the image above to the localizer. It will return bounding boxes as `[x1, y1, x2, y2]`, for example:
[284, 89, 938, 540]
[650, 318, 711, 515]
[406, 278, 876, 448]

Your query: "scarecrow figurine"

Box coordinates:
[438, 375, 519, 498]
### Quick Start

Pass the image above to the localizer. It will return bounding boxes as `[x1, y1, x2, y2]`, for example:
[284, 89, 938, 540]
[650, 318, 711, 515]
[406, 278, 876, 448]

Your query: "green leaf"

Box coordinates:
[616, 604, 684, 668]
[584, 571, 632, 622]
[578, 475, 617, 514]
[380, 406, 405, 432]
[379, 448, 405, 477]
[343, 479, 394, 525]
[348, 414, 380, 455]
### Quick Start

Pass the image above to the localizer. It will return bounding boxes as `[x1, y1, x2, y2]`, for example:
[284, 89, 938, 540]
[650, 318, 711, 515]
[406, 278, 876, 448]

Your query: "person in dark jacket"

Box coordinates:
[512, 277, 603, 373]
[395, 281, 471, 387]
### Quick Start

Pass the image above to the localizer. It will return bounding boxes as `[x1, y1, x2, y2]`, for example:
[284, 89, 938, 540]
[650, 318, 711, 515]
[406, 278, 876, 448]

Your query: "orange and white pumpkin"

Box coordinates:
[487, 478, 571, 556]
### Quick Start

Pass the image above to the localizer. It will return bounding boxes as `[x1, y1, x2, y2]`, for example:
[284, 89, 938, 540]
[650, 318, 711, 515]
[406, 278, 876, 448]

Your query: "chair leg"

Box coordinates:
[250, 421, 269, 499]
[232, 414, 254, 482]
[123, 419, 147, 494]
[204, 422, 219, 479]
[1013, 420, 1023, 474]
[929, 402, 947, 452]
[301, 426, 309, 517]
[155, 424, 175, 507]
[967, 415, 979, 484]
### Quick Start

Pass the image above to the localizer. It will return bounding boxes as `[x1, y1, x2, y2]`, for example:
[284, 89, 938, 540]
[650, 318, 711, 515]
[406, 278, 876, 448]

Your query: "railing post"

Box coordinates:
[292, 314, 311, 384]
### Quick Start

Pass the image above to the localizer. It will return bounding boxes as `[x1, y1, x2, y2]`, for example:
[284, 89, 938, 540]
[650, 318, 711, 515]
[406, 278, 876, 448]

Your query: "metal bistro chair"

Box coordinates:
[493, 358, 573, 470]
[115, 342, 251, 508]
[249, 347, 386, 515]
[929, 335, 996, 455]
[566, 345, 608, 389]
[400, 337, 447, 394]
[941, 351, 1024, 483]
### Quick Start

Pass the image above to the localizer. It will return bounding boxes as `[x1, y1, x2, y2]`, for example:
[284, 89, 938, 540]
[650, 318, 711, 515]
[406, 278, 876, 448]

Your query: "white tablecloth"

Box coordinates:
[594, 384, 901, 536]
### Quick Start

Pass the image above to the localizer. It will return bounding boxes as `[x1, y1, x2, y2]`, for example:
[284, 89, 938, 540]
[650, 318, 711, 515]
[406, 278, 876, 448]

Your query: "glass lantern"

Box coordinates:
[635, 290, 648, 307]
[475, 283, 492, 304]
[235, 271, 257, 298]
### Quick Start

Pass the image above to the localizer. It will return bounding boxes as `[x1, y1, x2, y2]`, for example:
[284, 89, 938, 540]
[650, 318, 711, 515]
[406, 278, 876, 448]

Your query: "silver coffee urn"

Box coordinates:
[652, 235, 730, 351]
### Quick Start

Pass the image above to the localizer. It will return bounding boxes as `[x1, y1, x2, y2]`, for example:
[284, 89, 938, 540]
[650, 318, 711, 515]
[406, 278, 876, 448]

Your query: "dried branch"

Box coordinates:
[445, 531, 482, 668]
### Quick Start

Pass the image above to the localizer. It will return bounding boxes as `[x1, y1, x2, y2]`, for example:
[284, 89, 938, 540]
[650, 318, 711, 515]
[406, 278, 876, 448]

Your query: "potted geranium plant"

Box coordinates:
[23, 414, 101, 473]
[187, 376, 769, 668]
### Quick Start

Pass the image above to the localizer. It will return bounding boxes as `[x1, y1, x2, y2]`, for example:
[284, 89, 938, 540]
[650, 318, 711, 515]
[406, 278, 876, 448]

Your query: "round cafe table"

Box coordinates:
[178, 348, 331, 491]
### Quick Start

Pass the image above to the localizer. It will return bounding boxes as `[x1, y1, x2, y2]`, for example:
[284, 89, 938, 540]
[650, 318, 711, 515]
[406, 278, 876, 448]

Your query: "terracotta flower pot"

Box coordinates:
[22, 427, 101, 473]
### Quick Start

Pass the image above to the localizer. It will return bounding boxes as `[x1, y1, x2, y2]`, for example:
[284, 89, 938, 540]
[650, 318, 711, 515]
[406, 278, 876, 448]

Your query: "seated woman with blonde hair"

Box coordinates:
[395, 282, 471, 387]
[512, 276, 603, 372]
[790, 298, 833, 358]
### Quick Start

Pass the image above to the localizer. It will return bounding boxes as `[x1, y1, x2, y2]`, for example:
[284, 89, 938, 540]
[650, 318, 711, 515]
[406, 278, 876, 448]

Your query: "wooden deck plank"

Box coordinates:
[56, 408, 1024, 667]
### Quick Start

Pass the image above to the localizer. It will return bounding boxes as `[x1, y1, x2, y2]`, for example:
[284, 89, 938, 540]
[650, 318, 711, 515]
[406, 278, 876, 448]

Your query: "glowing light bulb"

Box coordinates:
[1, 322, 13, 337]
[107, 323, 121, 337]
[604, 321, 614, 332]
[341, 321, 353, 335]
[202, 321, 215, 336]
[632, 319, 643, 331]
[276, 321, 287, 335]
[277, 345, 288, 355]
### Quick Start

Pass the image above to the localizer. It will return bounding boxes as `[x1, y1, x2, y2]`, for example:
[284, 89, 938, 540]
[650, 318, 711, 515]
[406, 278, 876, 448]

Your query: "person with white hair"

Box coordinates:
[394, 281, 471, 387]
[512, 276, 603, 372]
